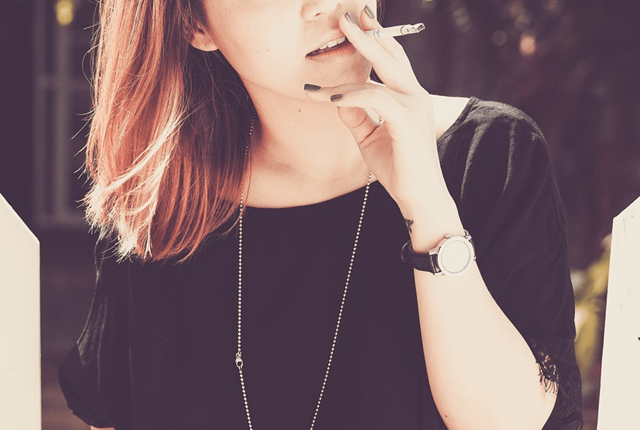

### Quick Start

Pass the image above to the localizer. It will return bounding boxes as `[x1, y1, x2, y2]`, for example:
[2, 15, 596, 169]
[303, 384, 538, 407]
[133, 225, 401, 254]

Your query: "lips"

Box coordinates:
[307, 36, 349, 56]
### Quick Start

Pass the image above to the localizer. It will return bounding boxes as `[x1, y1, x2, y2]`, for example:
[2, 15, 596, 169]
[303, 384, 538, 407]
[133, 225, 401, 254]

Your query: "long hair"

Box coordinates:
[84, 0, 254, 262]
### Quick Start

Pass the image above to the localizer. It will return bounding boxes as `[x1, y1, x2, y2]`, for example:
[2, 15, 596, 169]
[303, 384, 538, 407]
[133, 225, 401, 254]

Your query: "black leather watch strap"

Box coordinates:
[400, 241, 439, 273]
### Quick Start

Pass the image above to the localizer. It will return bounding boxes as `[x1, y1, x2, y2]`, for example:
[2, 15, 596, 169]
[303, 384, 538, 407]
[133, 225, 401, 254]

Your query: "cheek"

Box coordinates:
[221, 38, 295, 84]
[208, 13, 296, 72]
[214, 32, 301, 86]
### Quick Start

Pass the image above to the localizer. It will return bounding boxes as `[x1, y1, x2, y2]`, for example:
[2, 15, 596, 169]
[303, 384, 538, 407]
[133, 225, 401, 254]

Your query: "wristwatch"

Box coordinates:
[401, 230, 476, 277]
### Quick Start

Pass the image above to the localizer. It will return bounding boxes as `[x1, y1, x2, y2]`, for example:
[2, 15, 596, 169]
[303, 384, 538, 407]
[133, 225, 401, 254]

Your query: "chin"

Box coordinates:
[322, 61, 373, 88]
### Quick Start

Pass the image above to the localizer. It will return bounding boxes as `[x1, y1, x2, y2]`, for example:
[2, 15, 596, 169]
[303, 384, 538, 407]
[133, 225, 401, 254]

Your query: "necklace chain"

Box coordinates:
[235, 113, 373, 430]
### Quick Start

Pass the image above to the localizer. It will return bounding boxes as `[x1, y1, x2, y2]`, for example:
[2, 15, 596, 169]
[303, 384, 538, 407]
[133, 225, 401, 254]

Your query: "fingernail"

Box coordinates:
[330, 94, 344, 102]
[345, 12, 355, 25]
[364, 5, 375, 19]
[304, 84, 322, 92]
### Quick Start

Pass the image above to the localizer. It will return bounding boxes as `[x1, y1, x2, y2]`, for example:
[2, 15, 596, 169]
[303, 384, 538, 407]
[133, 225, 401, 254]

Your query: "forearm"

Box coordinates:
[406, 199, 557, 430]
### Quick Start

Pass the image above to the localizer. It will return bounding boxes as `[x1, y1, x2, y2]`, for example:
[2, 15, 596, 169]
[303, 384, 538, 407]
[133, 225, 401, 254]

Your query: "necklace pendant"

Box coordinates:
[235, 352, 244, 369]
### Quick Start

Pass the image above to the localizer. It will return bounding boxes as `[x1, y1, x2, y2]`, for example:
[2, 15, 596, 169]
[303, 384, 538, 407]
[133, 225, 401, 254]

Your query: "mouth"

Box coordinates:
[307, 36, 349, 56]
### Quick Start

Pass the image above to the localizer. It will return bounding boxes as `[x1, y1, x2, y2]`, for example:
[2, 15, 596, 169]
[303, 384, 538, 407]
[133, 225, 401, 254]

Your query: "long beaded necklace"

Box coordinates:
[235, 113, 373, 430]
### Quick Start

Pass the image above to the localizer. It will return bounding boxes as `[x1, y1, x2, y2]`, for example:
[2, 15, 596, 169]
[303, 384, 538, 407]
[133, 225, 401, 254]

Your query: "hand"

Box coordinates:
[304, 7, 449, 217]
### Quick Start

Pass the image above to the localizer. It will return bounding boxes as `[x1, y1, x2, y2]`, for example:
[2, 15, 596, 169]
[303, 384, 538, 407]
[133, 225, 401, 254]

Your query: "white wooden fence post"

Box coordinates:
[0, 194, 41, 430]
[597, 196, 640, 430]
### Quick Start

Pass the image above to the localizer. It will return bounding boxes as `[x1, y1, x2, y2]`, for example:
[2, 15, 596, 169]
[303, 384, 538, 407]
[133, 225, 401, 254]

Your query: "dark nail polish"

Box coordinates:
[304, 84, 322, 92]
[345, 12, 354, 24]
[364, 5, 375, 19]
[330, 94, 344, 102]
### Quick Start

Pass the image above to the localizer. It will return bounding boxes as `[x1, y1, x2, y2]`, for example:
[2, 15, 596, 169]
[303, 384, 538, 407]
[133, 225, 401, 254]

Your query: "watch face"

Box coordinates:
[437, 237, 474, 276]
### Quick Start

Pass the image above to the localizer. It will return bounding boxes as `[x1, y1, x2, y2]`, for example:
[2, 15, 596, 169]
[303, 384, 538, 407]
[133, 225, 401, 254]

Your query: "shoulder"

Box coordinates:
[437, 97, 551, 174]
[436, 98, 561, 221]
[439, 97, 546, 149]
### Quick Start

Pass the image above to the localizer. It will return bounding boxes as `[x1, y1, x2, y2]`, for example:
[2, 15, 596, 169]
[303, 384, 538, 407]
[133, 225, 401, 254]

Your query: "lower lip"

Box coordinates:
[306, 41, 357, 61]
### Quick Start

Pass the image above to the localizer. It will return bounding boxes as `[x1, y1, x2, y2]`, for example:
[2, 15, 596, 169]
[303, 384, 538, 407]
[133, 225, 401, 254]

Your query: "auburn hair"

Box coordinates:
[84, 0, 254, 262]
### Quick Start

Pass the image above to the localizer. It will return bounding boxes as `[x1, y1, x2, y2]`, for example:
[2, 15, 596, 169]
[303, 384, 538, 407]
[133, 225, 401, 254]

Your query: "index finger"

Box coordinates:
[341, 11, 419, 93]
[360, 6, 413, 71]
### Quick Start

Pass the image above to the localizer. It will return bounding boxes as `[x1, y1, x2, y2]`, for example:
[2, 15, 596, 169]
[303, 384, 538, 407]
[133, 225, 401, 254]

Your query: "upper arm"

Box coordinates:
[442, 106, 582, 427]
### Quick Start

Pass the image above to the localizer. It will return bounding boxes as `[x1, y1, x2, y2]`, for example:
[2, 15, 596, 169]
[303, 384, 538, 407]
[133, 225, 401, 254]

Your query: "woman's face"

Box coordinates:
[193, 0, 375, 101]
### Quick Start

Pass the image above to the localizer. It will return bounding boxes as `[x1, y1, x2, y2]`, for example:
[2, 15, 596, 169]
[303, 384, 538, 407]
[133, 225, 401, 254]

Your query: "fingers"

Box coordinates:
[359, 6, 413, 71]
[304, 82, 390, 145]
[341, 9, 418, 93]
[330, 87, 405, 126]
[335, 106, 382, 146]
[305, 81, 410, 124]
[304, 6, 432, 146]
[305, 81, 419, 145]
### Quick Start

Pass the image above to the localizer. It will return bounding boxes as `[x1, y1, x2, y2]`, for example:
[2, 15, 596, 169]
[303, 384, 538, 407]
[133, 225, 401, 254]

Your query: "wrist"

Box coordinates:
[400, 197, 464, 252]
[401, 229, 476, 276]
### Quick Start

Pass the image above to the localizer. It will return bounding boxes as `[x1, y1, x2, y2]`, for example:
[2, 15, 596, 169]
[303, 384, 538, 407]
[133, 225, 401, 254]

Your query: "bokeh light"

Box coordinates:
[55, 0, 75, 27]
[519, 31, 537, 56]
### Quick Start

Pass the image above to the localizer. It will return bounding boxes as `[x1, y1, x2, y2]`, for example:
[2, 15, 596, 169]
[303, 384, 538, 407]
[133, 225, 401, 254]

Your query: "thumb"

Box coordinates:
[336, 106, 382, 145]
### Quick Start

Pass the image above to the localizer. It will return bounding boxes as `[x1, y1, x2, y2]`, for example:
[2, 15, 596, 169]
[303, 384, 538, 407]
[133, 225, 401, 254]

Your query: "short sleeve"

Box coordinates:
[439, 100, 583, 429]
[58, 236, 132, 428]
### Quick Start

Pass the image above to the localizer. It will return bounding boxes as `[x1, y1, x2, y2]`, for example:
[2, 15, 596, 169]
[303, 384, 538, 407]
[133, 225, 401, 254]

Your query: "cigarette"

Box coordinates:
[364, 23, 425, 39]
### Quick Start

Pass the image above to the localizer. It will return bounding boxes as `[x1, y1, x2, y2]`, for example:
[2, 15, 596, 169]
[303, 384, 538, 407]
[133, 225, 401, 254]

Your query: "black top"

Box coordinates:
[59, 98, 582, 430]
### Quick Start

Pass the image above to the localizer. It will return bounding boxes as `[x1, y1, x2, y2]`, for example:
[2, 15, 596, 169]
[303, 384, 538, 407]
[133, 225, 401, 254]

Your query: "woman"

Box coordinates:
[59, 0, 583, 429]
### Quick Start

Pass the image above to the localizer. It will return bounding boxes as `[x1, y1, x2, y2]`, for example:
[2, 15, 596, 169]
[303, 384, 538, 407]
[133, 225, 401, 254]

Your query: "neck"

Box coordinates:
[252, 93, 365, 180]
[244, 86, 370, 207]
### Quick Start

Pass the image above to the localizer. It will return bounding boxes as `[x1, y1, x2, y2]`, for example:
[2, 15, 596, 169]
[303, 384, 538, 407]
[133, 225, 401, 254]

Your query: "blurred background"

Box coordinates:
[1, 0, 639, 428]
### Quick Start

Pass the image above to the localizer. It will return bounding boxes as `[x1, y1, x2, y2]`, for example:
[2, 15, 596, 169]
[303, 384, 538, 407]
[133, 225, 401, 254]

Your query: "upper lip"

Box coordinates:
[308, 33, 348, 55]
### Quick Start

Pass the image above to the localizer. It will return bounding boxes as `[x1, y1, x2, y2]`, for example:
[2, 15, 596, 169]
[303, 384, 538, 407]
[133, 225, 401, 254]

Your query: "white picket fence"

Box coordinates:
[0, 194, 41, 429]
[598, 196, 640, 430]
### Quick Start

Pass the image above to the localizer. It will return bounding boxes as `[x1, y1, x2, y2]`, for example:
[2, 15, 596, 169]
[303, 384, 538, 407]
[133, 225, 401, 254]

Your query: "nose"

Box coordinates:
[301, 0, 345, 21]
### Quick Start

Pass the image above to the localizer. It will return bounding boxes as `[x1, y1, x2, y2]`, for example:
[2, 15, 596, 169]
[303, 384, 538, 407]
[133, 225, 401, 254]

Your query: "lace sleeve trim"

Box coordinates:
[526, 336, 584, 430]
